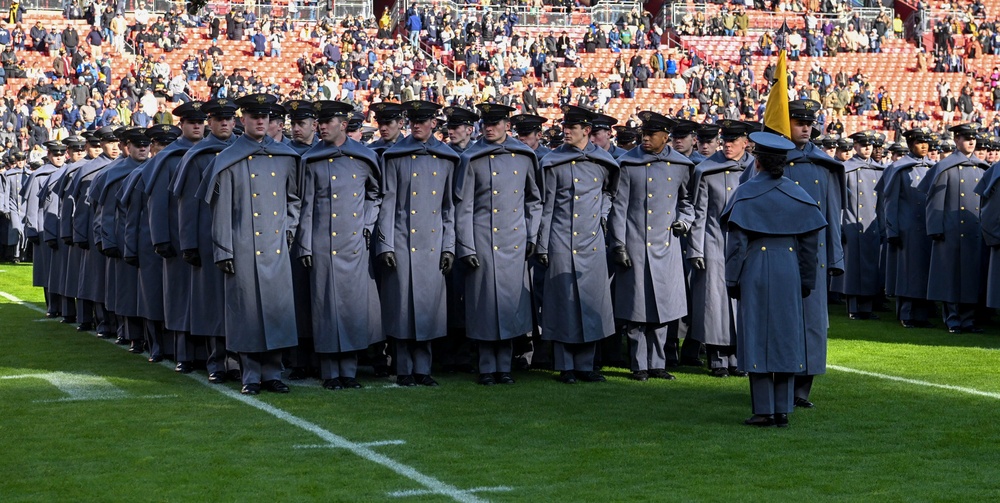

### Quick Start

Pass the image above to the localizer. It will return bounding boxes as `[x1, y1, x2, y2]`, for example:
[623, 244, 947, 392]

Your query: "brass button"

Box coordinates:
[248, 156, 253, 160]
[332, 251, 337, 255]
[332, 232, 337, 236]
[411, 229, 416, 234]
[271, 172, 275, 177]
[761, 247, 766, 251]
[252, 193, 258, 198]
[272, 192, 277, 196]
[411, 247, 416, 252]
[332, 175, 337, 180]
[493, 246, 499, 250]
[255, 251, 261, 255]
[276, 249, 281, 254]
[332, 213, 338, 218]
[254, 232, 260, 236]
[253, 212, 259, 217]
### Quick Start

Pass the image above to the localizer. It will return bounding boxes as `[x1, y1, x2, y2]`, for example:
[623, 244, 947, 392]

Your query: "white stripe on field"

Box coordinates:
[0, 290, 498, 503]
[0, 291, 47, 313]
[829, 365, 1000, 399]
[294, 440, 406, 449]
[388, 486, 513, 498]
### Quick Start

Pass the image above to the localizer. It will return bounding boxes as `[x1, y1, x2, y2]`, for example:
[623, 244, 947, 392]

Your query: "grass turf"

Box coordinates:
[2, 262, 1000, 502]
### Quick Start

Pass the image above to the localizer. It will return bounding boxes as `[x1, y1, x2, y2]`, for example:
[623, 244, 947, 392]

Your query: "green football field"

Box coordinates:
[2, 262, 1000, 502]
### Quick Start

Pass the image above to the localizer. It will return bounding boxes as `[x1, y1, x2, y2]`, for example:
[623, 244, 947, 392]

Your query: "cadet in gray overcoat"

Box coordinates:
[536, 105, 618, 384]
[22, 143, 63, 315]
[609, 110, 694, 382]
[919, 123, 988, 333]
[375, 100, 459, 387]
[724, 132, 826, 428]
[454, 103, 542, 386]
[295, 100, 383, 390]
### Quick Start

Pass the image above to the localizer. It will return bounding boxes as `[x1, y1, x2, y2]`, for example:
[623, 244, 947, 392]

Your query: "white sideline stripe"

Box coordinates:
[34, 394, 177, 404]
[0, 291, 47, 313]
[829, 365, 1000, 399]
[0, 290, 497, 503]
[294, 440, 406, 449]
[388, 486, 514, 498]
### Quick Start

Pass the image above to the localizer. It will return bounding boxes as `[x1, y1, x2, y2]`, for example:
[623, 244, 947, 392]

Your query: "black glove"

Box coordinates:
[537, 253, 548, 267]
[46, 239, 58, 250]
[726, 285, 741, 300]
[689, 257, 706, 270]
[841, 233, 848, 245]
[462, 254, 480, 269]
[28, 236, 39, 245]
[930, 233, 944, 241]
[671, 221, 688, 237]
[216, 259, 235, 275]
[612, 246, 632, 268]
[379, 251, 397, 269]
[440, 251, 455, 275]
[600, 217, 608, 235]
[887, 236, 902, 248]
[78, 240, 90, 250]
[802, 286, 812, 298]
[124, 256, 139, 267]
[181, 248, 201, 267]
[154, 242, 177, 258]
[62, 237, 73, 246]
[286, 230, 294, 247]
[525, 242, 535, 259]
[829, 268, 844, 277]
[103, 246, 122, 259]
[363, 229, 371, 248]
[300, 255, 312, 268]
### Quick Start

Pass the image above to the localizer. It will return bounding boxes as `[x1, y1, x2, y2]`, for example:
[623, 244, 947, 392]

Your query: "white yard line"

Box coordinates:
[0, 290, 498, 503]
[829, 365, 1000, 400]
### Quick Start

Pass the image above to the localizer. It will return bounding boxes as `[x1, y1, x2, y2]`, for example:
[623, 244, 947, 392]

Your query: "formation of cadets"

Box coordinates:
[3, 94, 999, 425]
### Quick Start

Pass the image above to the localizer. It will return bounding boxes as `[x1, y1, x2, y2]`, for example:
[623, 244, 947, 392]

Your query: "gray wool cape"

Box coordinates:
[69, 154, 115, 303]
[169, 133, 236, 337]
[119, 168, 165, 322]
[609, 144, 694, 325]
[918, 151, 987, 304]
[832, 154, 883, 296]
[294, 137, 384, 353]
[723, 170, 826, 374]
[975, 161, 1000, 308]
[199, 134, 302, 353]
[375, 135, 459, 342]
[454, 135, 543, 342]
[879, 154, 933, 298]
[687, 150, 755, 346]
[537, 142, 619, 343]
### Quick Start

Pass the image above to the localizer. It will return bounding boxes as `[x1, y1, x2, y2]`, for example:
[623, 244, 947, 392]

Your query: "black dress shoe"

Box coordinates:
[340, 377, 363, 389]
[495, 373, 515, 385]
[115, 336, 128, 345]
[649, 369, 677, 380]
[632, 370, 649, 381]
[76, 323, 95, 332]
[322, 379, 343, 390]
[175, 362, 193, 373]
[208, 372, 227, 384]
[774, 413, 789, 427]
[558, 371, 577, 384]
[415, 374, 439, 386]
[60, 317, 77, 324]
[710, 367, 730, 378]
[227, 369, 242, 382]
[665, 360, 680, 368]
[396, 375, 416, 387]
[373, 365, 391, 378]
[241, 383, 260, 395]
[147, 355, 163, 363]
[576, 371, 606, 382]
[679, 357, 704, 367]
[794, 397, 815, 408]
[743, 414, 776, 427]
[286, 367, 308, 380]
[96, 332, 114, 339]
[911, 320, 935, 328]
[963, 326, 985, 334]
[262, 380, 290, 393]
[477, 373, 496, 385]
[128, 343, 144, 354]
[900, 319, 916, 329]
[45, 312, 61, 318]
[948, 327, 962, 334]
[728, 367, 748, 377]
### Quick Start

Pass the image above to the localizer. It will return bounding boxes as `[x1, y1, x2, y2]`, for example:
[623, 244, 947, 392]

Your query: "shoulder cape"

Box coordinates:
[139, 136, 196, 194]
[721, 170, 828, 235]
[455, 136, 538, 200]
[694, 150, 754, 176]
[200, 134, 300, 203]
[382, 135, 461, 163]
[170, 133, 236, 196]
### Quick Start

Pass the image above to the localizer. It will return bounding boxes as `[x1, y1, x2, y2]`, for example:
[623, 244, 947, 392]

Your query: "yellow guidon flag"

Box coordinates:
[763, 50, 791, 139]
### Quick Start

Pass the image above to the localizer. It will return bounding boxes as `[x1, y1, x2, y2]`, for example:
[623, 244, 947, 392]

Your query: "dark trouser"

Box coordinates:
[144, 320, 165, 359]
[77, 299, 94, 324]
[96, 304, 112, 335]
[666, 316, 702, 363]
[898, 296, 933, 322]
[707, 343, 737, 370]
[794, 374, 814, 401]
[173, 330, 194, 362]
[46, 290, 60, 315]
[201, 335, 230, 374]
[552, 341, 597, 372]
[61, 296, 77, 319]
[239, 351, 284, 385]
[436, 328, 475, 370]
[122, 315, 143, 341]
[393, 339, 433, 376]
[625, 321, 668, 371]
[477, 340, 513, 374]
[750, 372, 794, 415]
[942, 302, 976, 329]
[847, 295, 873, 316]
[287, 339, 316, 370]
[319, 352, 359, 379]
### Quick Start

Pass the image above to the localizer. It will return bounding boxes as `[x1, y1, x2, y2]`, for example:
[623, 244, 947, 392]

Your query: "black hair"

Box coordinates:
[753, 151, 787, 178]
